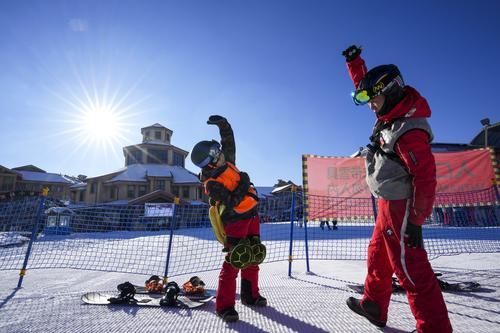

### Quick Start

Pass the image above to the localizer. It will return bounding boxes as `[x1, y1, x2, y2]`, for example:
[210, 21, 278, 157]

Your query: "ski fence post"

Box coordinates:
[17, 187, 48, 289]
[303, 192, 311, 274]
[288, 185, 296, 277]
[163, 197, 179, 282]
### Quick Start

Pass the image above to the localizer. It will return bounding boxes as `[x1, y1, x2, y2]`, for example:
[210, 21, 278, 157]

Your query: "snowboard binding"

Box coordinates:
[183, 276, 206, 295]
[108, 281, 137, 304]
[160, 281, 180, 306]
[145, 275, 164, 293]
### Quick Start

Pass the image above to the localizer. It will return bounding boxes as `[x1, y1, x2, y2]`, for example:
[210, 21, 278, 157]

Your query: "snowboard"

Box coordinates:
[133, 285, 216, 300]
[81, 291, 214, 309]
[348, 276, 481, 294]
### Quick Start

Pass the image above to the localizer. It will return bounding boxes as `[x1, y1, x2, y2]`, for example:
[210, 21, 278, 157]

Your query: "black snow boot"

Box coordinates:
[217, 307, 239, 322]
[241, 279, 267, 307]
[346, 297, 386, 328]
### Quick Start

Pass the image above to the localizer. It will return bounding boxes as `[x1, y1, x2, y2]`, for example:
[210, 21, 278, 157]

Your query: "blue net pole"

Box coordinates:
[288, 187, 296, 277]
[303, 199, 311, 273]
[17, 191, 47, 288]
[163, 198, 179, 280]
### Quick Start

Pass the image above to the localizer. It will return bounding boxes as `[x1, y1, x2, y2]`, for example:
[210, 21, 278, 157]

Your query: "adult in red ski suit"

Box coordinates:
[190, 115, 267, 323]
[342, 45, 452, 333]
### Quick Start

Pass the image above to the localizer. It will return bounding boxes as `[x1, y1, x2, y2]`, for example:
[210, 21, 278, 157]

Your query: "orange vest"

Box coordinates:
[204, 162, 258, 214]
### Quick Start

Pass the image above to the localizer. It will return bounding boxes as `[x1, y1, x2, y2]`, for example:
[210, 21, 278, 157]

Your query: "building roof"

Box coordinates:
[105, 164, 200, 184]
[15, 170, 75, 184]
[254, 186, 274, 199]
[141, 123, 173, 132]
[470, 121, 500, 148]
[12, 165, 46, 173]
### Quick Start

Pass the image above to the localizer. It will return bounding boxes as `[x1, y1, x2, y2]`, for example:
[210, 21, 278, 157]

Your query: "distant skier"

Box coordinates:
[319, 220, 338, 230]
[341, 45, 452, 333]
[191, 115, 267, 323]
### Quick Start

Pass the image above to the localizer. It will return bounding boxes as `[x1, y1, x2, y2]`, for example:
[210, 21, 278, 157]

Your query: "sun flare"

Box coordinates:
[81, 106, 122, 142]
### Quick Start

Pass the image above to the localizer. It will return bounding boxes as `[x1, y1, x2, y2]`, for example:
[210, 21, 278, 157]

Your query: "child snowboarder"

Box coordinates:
[190, 115, 267, 322]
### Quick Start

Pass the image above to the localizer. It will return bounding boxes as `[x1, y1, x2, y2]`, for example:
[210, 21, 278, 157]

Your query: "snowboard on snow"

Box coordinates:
[347, 274, 481, 294]
[81, 291, 214, 309]
[132, 284, 215, 298]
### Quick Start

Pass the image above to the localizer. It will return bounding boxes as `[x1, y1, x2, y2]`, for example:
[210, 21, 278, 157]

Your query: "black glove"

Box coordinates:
[341, 45, 362, 62]
[404, 222, 423, 248]
[207, 115, 229, 128]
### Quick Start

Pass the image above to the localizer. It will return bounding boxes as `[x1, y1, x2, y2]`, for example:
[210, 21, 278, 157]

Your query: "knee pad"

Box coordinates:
[226, 239, 253, 269]
[249, 236, 266, 265]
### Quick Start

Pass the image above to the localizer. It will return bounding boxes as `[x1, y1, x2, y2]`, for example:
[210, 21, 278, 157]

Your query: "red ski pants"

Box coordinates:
[363, 198, 452, 333]
[216, 215, 261, 312]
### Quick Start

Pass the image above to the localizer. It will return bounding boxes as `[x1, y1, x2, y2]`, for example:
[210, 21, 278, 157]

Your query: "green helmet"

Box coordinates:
[190, 140, 221, 168]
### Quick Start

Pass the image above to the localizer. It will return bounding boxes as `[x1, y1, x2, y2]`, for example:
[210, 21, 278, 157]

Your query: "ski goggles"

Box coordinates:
[352, 76, 403, 105]
[351, 89, 374, 105]
[196, 142, 222, 168]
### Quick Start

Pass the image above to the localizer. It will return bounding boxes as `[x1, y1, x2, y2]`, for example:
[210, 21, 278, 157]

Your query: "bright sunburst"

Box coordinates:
[79, 105, 124, 144]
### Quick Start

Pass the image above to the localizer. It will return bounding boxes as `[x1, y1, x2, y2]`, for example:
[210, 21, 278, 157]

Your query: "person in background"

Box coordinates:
[341, 45, 452, 333]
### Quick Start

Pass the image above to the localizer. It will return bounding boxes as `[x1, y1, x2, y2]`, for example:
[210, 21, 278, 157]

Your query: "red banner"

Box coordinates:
[303, 149, 497, 219]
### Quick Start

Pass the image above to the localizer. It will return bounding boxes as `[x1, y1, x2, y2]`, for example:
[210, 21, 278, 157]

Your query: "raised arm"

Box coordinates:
[342, 45, 368, 88]
[207, 115, 236, 164]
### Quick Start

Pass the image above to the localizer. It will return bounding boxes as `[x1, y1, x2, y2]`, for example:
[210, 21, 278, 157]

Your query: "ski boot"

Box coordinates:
[241, 279, 267, 307]
[160, 282, 180, 306]
[249, 236, 266, 265]
[226, 239, 253, 269]
[346, 297, 386, 328]
[217, 307, 239, 322]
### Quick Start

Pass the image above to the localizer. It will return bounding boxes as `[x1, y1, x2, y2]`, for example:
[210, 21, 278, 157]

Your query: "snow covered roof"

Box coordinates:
[15, 170, 74, 184]
[70, 183, 87, 189]
[106, 164, 200, 184]
[45, 207, 74, 215]
[254, 186, 275, 199]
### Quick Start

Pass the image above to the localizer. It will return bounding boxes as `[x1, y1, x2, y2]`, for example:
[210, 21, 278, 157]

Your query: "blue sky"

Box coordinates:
[1, 0, 499, 186]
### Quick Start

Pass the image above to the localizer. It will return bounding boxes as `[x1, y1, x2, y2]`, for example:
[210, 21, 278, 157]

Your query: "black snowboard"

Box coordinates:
[81, 291, 214, 309]
[348, 276, 480, 294]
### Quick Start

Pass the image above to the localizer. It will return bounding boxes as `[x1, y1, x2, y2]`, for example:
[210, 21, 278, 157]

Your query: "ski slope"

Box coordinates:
[0, 232, 498, 333]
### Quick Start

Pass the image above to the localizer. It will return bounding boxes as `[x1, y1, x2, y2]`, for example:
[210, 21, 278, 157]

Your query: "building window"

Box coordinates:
[154, 180, 165, 191]
[173, 152, 184, 167]
[138, 185, 147, 197]
[145, 130, 150, 139]
[171, 185, 179, 197]
[182, 187, 190, 199]
[166, 133, 170, 141]
[155, 131, 162, 140]
[90, 183, 96, 194]
[127, 185, 136, 199]
[147, 149, 168, 164]
[110, 186, 116, 199]
[127, 149, 142, 165]
[79, 190, 85, 201]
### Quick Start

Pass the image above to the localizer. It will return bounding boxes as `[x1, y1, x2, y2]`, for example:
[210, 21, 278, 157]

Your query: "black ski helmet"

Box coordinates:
[190, 140, 222, 168]
[355, 64, 405, 115]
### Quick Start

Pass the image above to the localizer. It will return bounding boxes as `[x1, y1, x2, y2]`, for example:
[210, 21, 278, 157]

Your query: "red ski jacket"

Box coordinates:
[347, 56, 437, 226]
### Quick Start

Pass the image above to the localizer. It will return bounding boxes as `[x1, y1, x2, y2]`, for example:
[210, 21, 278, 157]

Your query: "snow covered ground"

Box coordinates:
[0, 251, 499, 333]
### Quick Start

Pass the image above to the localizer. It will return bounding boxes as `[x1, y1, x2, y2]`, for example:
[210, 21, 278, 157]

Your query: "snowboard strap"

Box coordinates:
[160, 282, 180, 306]
[145, 275, 164, 293]
[183, 276, 206, 295]
[108, 281, 137, 304]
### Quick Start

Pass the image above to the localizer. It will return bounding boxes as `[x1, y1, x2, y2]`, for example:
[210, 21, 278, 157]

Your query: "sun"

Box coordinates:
[81, 105, 123, 143]
[48, 73, 147, 160]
